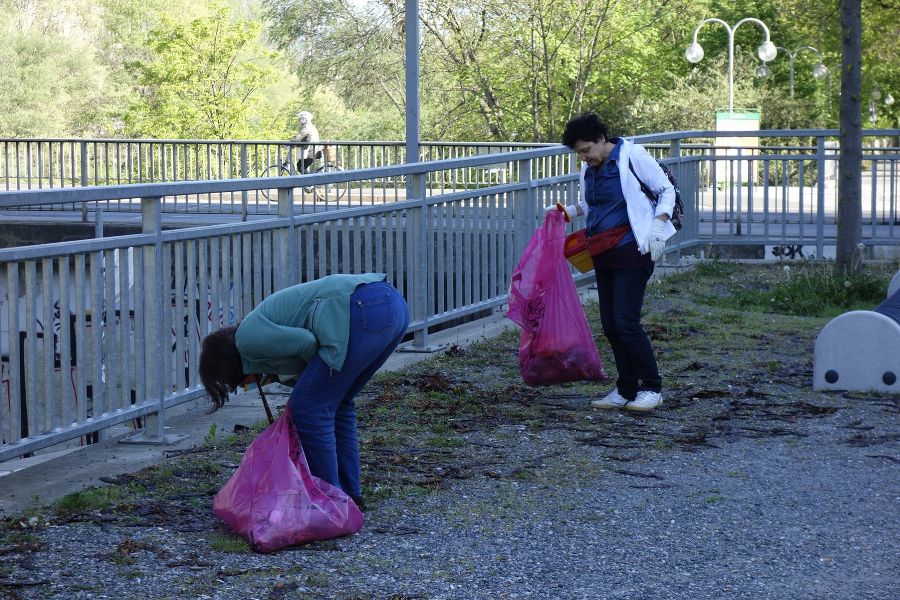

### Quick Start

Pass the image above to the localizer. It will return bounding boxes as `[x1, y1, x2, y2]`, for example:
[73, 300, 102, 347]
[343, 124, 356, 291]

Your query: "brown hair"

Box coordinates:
[198, 326, 244, 412]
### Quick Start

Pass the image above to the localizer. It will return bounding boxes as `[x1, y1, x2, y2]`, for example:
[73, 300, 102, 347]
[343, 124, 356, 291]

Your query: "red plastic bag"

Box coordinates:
[213, 408, 364, 553]
[507, 211, 606, 386]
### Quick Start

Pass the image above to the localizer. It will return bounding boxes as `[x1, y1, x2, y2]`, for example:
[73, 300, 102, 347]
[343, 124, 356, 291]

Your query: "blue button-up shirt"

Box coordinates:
[584, 139, 634, 247]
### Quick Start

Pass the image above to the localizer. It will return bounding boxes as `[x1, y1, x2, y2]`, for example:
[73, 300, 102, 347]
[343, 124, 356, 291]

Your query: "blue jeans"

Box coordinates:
[288, 281, 409, 497]
[593, 265, 661, 400]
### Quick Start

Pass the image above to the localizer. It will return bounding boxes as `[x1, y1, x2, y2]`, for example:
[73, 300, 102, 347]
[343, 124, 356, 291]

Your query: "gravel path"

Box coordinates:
[4, 393, 897, 600]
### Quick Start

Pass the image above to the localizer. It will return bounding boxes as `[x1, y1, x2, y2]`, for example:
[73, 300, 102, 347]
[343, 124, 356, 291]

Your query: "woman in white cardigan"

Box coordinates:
[554, 113, 676, 411]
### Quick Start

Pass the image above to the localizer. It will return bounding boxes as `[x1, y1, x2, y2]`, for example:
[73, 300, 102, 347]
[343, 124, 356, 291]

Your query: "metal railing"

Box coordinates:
[0, 139, 554, 217]
[0, 146, 576, 461]
[0, 129, 898, 461]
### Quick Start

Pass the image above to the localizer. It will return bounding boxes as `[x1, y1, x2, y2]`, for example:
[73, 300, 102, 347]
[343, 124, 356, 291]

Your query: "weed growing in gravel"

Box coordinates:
[204, 423, 218, 445]
[54, 486, 122, 512]
[209, 530, 251, 553]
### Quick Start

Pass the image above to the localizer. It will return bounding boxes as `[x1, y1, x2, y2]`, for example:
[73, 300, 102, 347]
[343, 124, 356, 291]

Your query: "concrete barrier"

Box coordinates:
[813, 271, 900, 393]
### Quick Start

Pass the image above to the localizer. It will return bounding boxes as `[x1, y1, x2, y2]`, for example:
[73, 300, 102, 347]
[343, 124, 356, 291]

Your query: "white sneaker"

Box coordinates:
[626, 390, 662, 412]
[591, 389, 630, 409]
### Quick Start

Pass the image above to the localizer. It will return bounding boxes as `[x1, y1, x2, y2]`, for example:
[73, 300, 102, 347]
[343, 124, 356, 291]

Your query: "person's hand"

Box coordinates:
[646, 218, 666, 262]
[542, 202, 578, 222]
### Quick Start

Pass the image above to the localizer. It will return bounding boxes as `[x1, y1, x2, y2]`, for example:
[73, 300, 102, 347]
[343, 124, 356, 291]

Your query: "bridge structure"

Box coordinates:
[0, 128, 897, 462]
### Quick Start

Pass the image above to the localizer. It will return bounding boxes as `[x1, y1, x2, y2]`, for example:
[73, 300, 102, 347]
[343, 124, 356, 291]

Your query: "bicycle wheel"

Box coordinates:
[314, 164, 346, 202]
[260, 163, 290, 201]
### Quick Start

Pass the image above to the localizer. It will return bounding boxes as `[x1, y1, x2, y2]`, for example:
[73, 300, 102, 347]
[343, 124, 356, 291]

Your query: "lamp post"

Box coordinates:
[869, 84, 882, 123]
[685, 17, 777, 112]
[771, 46, 829, 98]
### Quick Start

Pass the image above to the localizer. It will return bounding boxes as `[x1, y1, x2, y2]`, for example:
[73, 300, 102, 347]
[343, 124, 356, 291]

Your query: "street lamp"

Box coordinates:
[685, 17, 777, 112]
[870, 84, 882, 123]
[863, 81, 893, 124]
[768, 46, 828, 98]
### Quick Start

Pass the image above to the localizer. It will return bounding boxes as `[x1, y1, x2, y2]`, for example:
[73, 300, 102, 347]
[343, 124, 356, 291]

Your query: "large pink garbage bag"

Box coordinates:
[213, 408, 364, 553]
[507, 211, 606, 386]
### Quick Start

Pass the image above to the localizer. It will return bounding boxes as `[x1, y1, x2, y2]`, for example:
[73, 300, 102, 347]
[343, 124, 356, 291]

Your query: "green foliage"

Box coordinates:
[0, 6, 110, 136]
[123, 2, 294, 139]
[0, 0, 896, 140]
[204, 423, 218, 446]
[54, 487, 122, 512]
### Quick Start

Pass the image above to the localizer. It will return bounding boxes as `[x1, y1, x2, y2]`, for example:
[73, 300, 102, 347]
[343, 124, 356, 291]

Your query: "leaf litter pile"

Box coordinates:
[1, 261, 897, 598]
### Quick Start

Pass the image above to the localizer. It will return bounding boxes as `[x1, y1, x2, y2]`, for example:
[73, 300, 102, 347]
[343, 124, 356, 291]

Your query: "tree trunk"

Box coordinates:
[835, 0, 863, 275]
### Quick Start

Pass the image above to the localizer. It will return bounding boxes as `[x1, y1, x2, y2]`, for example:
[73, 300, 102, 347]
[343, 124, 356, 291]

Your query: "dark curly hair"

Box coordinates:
[561, 112, 610, 149]
[198, 326, 244, 412]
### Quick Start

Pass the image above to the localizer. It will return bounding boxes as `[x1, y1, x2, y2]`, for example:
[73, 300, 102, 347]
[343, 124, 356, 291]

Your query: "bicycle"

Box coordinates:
[259, 145, 346, 202]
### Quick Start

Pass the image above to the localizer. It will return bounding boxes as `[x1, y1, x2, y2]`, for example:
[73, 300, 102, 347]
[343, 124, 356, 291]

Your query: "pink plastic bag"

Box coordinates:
[507, 211, 606, 386]
[213, 408, 364, 553]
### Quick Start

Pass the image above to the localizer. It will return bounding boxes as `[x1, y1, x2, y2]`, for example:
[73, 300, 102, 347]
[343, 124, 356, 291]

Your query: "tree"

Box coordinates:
[0, 3, 110, 136]
[125, 2, 293, 139]
[264, 0, 703, 142]
[264, 0, 408, 138]
[835, 0, 862, 275]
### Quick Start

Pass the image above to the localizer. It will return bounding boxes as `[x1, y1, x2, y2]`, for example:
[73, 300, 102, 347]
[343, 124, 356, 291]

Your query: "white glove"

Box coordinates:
[542, 202, 578, 222]
[646, 218, 667, 262]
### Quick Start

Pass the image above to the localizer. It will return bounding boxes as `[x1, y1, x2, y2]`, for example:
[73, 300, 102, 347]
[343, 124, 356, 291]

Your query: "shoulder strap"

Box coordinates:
[628, 160, 658, 203]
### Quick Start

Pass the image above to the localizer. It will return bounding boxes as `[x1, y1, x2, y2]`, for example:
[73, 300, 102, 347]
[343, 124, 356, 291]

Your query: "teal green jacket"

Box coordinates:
[235, 273, 386, 376]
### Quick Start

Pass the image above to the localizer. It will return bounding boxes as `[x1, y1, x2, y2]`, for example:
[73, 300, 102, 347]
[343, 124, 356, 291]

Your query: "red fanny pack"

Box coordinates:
[566, 224, 630, 258]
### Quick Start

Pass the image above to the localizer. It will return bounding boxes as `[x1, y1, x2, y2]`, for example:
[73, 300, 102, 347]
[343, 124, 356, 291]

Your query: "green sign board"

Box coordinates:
[715, 110, 761, 120]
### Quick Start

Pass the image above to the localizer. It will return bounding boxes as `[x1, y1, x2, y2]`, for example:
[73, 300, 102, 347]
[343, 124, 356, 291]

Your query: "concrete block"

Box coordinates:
[813, 310, 900, 393]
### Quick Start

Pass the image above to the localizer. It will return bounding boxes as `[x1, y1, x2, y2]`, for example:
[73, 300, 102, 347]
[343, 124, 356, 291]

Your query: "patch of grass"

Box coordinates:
[670, 261, 894, 317]
[54, 487, 122, 512]
[208, 531, 251, 553]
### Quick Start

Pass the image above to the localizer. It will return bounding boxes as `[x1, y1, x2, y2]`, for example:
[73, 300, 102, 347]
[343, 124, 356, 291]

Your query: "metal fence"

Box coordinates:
[0, 129, 898, 462]
[0, 139, 555, 217]
[0, 146, 575, 461]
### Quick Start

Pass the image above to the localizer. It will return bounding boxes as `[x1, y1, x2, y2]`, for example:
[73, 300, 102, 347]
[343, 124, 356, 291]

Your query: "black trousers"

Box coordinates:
[593, 264, 661, 399]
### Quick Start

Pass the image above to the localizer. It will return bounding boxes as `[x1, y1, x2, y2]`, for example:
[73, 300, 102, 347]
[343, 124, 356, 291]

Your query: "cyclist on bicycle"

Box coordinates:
[292, 111, 321, 173]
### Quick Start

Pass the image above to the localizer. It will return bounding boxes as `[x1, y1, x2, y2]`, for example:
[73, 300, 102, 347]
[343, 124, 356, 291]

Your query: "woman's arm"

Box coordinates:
[235, 316, 318, 371]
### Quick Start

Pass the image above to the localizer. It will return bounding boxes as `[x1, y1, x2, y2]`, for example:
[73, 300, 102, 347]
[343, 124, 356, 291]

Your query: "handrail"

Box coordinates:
[0, 145, 569, 207]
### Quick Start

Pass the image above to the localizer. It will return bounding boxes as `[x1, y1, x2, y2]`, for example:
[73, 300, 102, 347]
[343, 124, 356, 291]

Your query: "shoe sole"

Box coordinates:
[625, 403, 660, 412]
[591, 402, 629, 409]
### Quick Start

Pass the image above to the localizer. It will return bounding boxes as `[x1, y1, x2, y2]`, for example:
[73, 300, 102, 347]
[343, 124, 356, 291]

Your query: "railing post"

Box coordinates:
[276, 186, 296, 290]
[122, 197, 185, 445]
[240, 143, 249, 222]
[567, 152, 578, 208]
[516, 158, 534, 261]
[669, 139, 683, 262]
[816, 135, 826, 259]
[94, 206, 103, 238]
[80, 141, 89, 222]
[669, 138, 682, 159]
[402, 171, 444, 352]
[410, 172, 428, 348]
